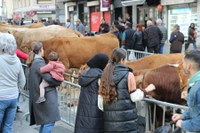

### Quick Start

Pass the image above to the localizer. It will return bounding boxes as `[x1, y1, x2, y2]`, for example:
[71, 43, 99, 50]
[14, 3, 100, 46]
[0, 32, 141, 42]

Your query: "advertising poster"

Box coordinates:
[90, 12, 101, 32]
[101, 0, 110, 11]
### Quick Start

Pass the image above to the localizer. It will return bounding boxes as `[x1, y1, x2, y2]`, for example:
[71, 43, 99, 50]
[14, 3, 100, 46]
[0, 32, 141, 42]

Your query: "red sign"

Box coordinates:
[103, 11, 111, 25]
[90, 12, 101, 32]
[13, 14, 21, 19]
[26, 11, 37, 17]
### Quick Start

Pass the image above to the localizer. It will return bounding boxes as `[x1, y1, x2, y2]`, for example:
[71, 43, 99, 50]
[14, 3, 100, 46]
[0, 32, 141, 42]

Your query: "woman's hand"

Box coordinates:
[145, 84, 156, 93]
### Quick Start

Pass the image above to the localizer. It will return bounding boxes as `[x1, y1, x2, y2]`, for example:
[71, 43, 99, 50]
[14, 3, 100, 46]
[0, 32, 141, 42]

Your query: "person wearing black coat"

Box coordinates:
[99, 18, 110, 34]
[169, 24, 184, 53]
[74, 53, 109, 133]
[99, 48, 155, 133]
[27, 42, 61, 132]
[144, 20, 163, 53]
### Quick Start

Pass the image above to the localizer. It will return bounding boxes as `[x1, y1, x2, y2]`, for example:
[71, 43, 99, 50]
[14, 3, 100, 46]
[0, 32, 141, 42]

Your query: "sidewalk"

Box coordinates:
[13, 96, 74, 133]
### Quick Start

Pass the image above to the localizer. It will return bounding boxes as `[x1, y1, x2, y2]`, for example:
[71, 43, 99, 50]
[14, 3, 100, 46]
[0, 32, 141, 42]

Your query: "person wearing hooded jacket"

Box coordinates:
[0, 33, 26, 133]
[74, 53, 109, 133]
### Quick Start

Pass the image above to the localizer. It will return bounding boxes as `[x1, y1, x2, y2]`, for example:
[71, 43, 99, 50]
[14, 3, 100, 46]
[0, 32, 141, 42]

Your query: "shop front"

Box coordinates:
[161, 0, 197, 39]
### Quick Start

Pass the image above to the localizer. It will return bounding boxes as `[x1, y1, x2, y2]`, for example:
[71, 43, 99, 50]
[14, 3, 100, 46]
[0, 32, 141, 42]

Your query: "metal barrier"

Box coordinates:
[58, 80, 80, 126]
[127, 49, 153, 61]
[140, 98, 188, 132]
[20, 64, 81, 128]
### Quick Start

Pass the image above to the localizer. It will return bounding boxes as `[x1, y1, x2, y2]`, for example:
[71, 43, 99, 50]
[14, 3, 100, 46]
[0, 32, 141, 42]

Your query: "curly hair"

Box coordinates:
[99, 48, 127, 103]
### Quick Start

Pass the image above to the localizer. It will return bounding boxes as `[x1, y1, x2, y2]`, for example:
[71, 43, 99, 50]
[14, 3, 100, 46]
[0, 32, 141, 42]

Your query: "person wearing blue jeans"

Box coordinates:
[159, 43, 165, 54]
[39, 123, 55, 133]
[0, 33, 26, 133]
[0, 99, 18, 132]
[156, 19, 167, 54]
[27, 42, 61, 133]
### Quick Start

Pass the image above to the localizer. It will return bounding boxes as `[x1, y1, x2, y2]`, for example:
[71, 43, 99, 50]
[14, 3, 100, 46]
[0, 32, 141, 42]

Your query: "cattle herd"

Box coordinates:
[0, 23, 188, 106]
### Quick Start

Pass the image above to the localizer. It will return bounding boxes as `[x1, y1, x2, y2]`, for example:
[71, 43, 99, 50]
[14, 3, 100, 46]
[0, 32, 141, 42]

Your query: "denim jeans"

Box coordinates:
[39, 122, 55, 133]
[0, 98, 18, 133]
[159, 43, 164, 54]
[185, 41, 197, 51]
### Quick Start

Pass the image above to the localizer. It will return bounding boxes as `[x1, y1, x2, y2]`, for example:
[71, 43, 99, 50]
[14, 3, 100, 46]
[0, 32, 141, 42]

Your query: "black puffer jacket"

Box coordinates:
[104, 64, 138, 133]
[75, 68, 104, 133]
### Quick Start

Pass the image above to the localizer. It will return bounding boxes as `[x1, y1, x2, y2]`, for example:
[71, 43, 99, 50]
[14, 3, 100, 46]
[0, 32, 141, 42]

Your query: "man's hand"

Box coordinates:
[176, 120, 182, 128]
[172, 114, 183, 122]
[145, 84, 156, 93]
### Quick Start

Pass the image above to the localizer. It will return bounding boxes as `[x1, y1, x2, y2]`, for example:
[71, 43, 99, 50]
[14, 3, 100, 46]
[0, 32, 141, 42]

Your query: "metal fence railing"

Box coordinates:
[20, 64, 81, 129]
[140, 98, 188, 132]
[58, 80, 80, 126]
[127, 49, 153, 61]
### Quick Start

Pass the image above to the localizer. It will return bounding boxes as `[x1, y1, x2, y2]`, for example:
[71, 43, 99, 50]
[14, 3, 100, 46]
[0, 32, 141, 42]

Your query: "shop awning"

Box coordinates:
[161, 0, 196, 5]
[121, 0, 145, 6]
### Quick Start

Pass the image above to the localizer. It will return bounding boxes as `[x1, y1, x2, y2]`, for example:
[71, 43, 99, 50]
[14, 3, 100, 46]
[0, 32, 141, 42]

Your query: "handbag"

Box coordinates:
[98, 95, 104, 111]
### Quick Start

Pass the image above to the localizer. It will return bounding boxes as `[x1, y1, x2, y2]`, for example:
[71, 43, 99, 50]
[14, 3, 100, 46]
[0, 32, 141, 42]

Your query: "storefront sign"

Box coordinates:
[121, 0, 145, 6]
[101, 0, 110, 11]
[14, 5, 56, 12]
[90, 12, 101, 32]
[161, 0, 195, 5]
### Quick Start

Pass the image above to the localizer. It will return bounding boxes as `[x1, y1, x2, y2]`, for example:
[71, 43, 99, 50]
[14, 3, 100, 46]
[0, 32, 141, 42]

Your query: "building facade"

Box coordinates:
[13, 0, 56, 21]
[63, 0, 113, 32]
[0, 0, 7, 21]
[5, 0, 14, 20]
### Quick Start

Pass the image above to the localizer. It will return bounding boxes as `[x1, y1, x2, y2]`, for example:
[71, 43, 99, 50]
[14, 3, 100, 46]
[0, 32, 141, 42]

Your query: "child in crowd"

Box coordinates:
[36, 51, 65, 103]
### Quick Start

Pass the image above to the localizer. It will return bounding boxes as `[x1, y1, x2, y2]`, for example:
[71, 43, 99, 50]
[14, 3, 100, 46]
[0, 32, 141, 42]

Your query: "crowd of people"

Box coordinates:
[86, 15, 197, 55]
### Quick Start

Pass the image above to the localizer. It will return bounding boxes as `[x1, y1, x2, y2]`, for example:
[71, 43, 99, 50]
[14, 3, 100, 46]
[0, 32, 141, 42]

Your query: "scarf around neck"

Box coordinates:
[188, 71, 200, 87]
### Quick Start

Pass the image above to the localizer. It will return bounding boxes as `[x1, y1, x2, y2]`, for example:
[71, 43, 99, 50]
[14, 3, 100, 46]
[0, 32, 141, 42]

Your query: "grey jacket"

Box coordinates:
[28, 55, 61, 125]
[158, 25, 167, 44]
[0, 54, 25, 100]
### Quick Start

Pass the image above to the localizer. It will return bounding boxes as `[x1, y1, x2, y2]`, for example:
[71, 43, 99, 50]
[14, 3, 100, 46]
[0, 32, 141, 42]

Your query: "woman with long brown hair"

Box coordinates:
[27, 42, 61, 133]
[99, 48, 155, 132]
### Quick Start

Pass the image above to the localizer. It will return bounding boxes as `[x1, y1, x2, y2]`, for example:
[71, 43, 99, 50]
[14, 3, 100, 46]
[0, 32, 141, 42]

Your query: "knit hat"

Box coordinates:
[87, 53, 109, 70]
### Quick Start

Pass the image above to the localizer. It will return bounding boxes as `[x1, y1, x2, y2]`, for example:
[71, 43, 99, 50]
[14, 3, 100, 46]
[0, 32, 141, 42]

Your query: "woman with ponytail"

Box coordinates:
[27, 41, 61, 133]
[99, 48, 155, 132]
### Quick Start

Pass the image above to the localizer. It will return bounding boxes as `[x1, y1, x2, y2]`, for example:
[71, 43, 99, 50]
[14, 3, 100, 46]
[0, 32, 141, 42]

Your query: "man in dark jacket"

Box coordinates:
[122, 22, 135, 50]
[99, 18, 110, 34]
[144, 20, 163, 53]
[169, 24, 184, 53]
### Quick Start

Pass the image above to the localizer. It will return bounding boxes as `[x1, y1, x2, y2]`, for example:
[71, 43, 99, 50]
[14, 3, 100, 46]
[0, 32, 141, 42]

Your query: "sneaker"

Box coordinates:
[36, 97, 46, 103]
[16, 106, 23, 113]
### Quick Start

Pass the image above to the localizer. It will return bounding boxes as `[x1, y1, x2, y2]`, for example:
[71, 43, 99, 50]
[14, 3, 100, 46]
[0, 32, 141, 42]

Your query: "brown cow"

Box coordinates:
[127, 53, 188, 101]
[134, 64, 189, 128]
[24, 33, 119, 70]
[135, 64, 188, 104]
[127, 53, 183, 71]
[0, 25, 82, 48]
